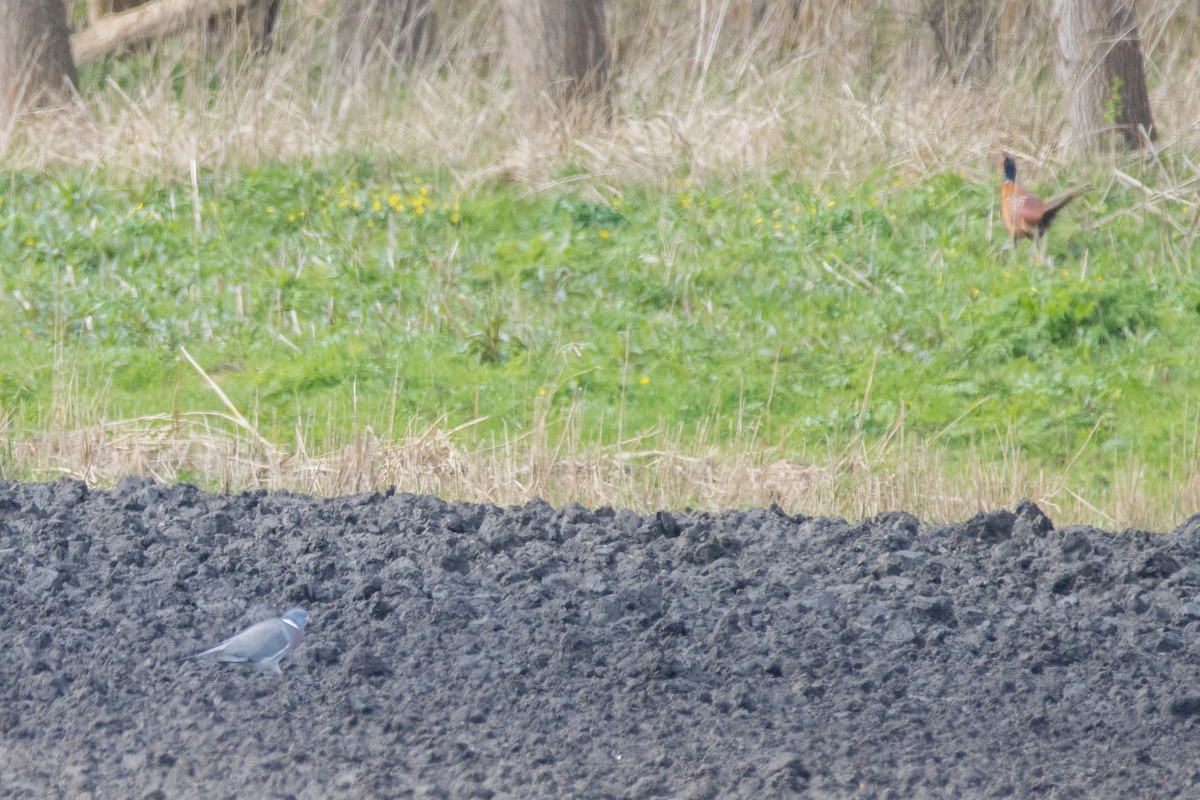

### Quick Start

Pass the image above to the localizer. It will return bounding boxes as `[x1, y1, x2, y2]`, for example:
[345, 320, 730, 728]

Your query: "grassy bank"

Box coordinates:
[1, 157, 1199, 528]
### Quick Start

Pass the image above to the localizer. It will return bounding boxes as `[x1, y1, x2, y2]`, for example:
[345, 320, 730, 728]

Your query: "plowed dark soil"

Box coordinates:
[2, 477, 1200, 798]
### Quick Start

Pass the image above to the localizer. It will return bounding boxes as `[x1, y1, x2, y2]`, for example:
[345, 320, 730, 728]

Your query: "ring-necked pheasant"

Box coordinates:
[999, 152, 1086, 256]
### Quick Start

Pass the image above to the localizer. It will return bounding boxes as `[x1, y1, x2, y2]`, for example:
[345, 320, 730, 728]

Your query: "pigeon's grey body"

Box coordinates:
[183, 608, 308, 674]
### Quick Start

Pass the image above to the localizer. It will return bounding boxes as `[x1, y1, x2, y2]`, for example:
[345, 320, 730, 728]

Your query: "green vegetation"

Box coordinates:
[1, 159, 1198, 525]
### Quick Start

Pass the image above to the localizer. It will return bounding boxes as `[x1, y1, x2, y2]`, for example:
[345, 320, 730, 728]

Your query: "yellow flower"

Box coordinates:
[754, 216, 763, 225]
[599, 229, 610, 239]
[373, 200, 382, 212]
[825, 199, 835, 208]
[538, 387, 547, 396]
[1029, 286, 1038, 294]
[970, 287, 980, 297]
[265, 206, 275, 214]
[1002, 271, 1012, 281]
[679, 194, 693, 208]
[639, 375, 650, 386]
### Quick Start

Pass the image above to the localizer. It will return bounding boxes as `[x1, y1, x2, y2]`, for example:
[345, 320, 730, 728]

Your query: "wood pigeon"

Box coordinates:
[181, 608, 309, 674]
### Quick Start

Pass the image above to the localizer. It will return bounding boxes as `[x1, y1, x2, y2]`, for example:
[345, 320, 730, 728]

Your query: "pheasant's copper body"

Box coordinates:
[1000, 153, 1084, 245]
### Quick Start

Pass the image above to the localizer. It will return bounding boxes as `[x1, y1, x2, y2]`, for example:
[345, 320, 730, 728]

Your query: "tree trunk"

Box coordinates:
[87, 0, 148, 25]
[500, 0, 611, 129]
[894, 0, 998, 85]
[336, 0, 435, 74]
[207, 0, 280, 54]
[921, 0, 998, 81]
[0, 0, 76, 119]
[1053, 0, 1154, 149]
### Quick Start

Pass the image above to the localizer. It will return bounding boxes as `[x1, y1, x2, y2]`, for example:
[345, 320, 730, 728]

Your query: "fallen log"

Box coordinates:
[70, 0, 255, 65]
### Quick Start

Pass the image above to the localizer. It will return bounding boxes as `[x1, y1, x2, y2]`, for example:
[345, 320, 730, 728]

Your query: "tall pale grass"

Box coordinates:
[4, 354, 1198, 530]
[3, 0, 1198, 184]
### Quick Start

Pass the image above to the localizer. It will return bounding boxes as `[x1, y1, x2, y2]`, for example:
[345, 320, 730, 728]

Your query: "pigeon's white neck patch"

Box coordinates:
[283, 618, 301, 631]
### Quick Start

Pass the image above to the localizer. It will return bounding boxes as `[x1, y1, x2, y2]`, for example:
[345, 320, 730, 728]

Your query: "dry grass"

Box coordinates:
[4, 359, 1195, 531]
[9, 407, 1192, 530]
[3, 1, 1200, 527]
[2, 0, 1198, 184]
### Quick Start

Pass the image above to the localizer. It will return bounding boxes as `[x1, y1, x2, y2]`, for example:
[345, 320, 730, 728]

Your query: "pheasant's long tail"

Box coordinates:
[1039, 185, 1090, 232]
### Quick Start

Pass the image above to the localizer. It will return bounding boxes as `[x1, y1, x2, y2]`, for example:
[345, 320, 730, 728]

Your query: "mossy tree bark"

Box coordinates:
[1053, 0, 1154, 149]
